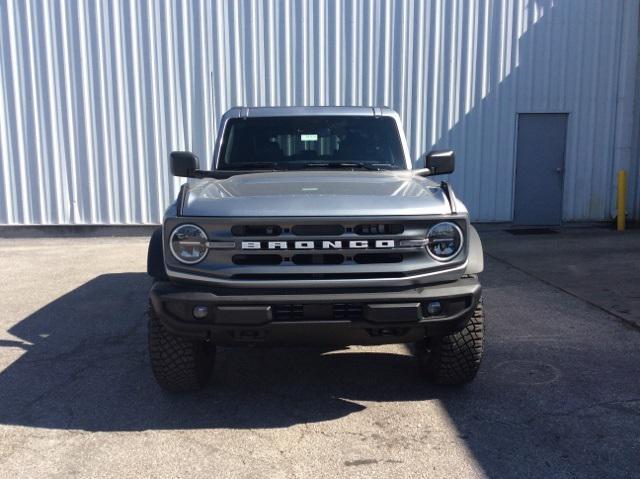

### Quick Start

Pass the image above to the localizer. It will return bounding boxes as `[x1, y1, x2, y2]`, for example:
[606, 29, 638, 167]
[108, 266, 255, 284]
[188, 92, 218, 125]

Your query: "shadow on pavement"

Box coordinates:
[0, 273, 436, 432]
[0, 267, 639, 477]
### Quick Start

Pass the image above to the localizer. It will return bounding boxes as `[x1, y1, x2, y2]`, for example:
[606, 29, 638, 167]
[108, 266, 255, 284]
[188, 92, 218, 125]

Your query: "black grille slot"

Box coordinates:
[232, 254, 282, 265]
[333, 303, 363, 320]
[272, 304, 304, 321]
[353, 253, 403, 264]
[231, 225, 282, 236]
[355, 224, 404, 235]
[292, 224, 345, 236]
[232, 272, 404, 280]
[292, 254, 344, 265]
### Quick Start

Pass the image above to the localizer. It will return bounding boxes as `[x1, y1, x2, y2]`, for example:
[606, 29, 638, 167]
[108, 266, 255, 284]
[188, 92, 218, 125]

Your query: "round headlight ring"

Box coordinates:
[426, 221, 464, 262]
[169, 224, 209, 264]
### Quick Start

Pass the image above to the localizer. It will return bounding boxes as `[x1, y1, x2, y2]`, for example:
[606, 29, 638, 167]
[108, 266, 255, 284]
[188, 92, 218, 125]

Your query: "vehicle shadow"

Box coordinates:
[1, 265, 639, 477]
[0, 272, 441, 432]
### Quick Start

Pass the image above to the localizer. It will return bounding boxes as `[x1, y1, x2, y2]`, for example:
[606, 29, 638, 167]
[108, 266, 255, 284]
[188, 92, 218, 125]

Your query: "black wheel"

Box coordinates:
[148, 305, 216, 392]
[415, 300, 484, 385]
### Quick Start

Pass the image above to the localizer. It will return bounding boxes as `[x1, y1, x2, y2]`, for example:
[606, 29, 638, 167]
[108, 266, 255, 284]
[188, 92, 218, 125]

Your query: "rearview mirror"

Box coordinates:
[424, 150, 455, 175]
[170, 151, 200, 177]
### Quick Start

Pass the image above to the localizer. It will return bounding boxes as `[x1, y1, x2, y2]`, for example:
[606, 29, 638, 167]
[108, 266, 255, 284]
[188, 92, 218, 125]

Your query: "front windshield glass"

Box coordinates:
[217, 116, 406, 170]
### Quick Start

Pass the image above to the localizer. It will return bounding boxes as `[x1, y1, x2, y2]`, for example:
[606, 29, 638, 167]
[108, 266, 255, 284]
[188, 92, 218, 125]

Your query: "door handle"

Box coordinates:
[554, 167, 564, 173]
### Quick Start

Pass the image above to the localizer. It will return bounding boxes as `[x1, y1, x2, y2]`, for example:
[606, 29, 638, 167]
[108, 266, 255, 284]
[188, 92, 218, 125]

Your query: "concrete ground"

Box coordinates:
[0, 227, 639, 478]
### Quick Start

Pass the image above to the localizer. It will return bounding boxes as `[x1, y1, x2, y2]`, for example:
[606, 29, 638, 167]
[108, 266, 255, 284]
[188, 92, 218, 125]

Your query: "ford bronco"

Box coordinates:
[147, 106, 484, 391]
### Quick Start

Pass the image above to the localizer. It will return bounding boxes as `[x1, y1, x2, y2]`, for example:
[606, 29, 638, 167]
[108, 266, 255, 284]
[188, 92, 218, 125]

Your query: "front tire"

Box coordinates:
[148, 306, 216, 392]
[415, 300, 484, 385]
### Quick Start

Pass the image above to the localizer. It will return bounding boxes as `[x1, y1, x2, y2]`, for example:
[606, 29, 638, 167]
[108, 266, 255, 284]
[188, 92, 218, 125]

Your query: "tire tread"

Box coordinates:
[148, 305, 215, 392]
[417, 300, 484, 385]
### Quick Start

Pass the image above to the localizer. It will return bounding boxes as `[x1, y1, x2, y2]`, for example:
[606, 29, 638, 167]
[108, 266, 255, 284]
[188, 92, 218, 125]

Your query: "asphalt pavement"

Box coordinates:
[0, 227, 638, 478]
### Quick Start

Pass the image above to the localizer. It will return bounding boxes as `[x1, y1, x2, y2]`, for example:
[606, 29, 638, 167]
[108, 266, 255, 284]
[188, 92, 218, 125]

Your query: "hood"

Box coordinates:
[182, 171, 459, 217]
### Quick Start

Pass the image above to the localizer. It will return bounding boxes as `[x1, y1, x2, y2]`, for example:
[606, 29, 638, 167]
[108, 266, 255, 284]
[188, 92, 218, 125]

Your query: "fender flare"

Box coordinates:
[465, 225, 484, 274]
[147, 228, 169, 281]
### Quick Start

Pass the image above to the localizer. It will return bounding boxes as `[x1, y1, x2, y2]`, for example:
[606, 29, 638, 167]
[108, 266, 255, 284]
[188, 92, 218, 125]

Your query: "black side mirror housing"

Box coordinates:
[170, 151, 200, 177]
[424, 150, 455, 175]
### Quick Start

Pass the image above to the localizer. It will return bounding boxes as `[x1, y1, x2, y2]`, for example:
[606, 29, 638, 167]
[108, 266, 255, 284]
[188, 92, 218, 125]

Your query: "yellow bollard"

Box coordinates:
[617, 170, 627, 231]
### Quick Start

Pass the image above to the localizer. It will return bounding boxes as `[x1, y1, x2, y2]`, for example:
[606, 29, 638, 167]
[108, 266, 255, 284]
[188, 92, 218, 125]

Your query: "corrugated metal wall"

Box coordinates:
[0, 0, 638, 224]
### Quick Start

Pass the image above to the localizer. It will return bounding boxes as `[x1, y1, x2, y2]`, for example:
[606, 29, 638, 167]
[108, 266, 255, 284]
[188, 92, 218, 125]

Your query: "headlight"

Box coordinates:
[169, 224, 208, 264]
[426, 222, 463, 261]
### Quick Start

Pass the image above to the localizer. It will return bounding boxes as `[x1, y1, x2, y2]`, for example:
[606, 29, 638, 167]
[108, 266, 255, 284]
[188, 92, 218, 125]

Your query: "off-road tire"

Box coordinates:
[148, 306, 216, 392]
[416, 300, 484, 385]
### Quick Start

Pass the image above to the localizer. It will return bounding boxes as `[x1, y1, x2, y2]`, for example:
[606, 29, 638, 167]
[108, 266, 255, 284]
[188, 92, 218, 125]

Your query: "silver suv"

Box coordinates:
[147, 107, 485, 391]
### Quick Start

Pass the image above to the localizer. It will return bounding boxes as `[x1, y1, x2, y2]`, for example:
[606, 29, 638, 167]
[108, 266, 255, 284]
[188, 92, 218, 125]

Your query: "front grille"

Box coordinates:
[333, 303, 364, 320]
[232, 223, 404, 236]
[291, 224, 345, 236]
[233, 272, 405, 280]
[232, 254, 282, 265]
[166, 216, 467, 285]
[354, 224, 404, 235]
[292, 254, 344, 265]
[272, 304, 304, 321]
[271, 303, 363, 321]
[353, 253, 403, 264]
[231, 225, 282, 236]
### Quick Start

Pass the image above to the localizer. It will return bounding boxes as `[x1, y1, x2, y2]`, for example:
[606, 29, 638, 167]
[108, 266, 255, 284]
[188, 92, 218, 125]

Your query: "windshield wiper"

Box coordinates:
[226, 162, 281, 170]
[300, 162, 389, 171]
[225, 162, 401, 172]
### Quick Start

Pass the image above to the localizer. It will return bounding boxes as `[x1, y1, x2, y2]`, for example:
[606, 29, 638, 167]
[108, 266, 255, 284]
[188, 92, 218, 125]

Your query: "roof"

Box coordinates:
[220, 106, 400, 120]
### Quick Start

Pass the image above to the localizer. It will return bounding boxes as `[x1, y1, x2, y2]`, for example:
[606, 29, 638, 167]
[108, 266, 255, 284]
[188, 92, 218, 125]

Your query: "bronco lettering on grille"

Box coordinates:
[241, 240, 395, 250]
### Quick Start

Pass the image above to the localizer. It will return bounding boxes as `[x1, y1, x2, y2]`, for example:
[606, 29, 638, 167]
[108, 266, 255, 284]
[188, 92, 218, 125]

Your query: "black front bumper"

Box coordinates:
[149, 277, 481, 346]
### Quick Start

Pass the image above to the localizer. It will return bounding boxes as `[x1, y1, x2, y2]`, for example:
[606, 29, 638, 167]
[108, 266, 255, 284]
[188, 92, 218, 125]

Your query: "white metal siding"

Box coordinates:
[0, 0, 638, 224]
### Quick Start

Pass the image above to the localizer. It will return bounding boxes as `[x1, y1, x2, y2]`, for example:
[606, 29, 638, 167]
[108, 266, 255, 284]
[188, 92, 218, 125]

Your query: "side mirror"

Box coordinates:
[170, 151, 200, 177]
[424, 150, 455, 175]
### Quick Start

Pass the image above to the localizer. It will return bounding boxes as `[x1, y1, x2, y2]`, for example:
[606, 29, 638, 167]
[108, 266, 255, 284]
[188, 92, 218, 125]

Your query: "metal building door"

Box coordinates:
[513, 113, 567, 226]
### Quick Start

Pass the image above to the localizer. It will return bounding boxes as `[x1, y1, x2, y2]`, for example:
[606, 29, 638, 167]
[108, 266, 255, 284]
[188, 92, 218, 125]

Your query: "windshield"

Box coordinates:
[217, 116, 406, 170]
